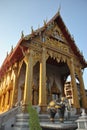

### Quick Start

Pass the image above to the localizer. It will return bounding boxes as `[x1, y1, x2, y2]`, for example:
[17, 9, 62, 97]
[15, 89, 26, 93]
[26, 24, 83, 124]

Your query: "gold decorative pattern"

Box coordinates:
[47, 49, 67, 63]
[45, 37, 69, 53]
[33, 52, 41, 65]
[46, 23, 67, 43]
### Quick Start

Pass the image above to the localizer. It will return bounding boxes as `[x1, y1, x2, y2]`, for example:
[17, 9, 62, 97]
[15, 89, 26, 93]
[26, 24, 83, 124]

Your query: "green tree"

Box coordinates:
[28, 103, 42, 130]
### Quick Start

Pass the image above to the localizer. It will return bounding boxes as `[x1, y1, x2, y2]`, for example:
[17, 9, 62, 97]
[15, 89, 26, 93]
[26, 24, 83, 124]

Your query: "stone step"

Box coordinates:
[39, 114, 79, 121]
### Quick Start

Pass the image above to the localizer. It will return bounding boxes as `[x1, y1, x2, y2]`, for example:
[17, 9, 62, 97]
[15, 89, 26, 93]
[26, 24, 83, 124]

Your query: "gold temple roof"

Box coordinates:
[0, 12, 87, 78]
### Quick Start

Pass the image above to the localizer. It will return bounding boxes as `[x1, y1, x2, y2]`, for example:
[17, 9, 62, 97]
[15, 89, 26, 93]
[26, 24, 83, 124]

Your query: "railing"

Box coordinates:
[0, 106, 20, 126]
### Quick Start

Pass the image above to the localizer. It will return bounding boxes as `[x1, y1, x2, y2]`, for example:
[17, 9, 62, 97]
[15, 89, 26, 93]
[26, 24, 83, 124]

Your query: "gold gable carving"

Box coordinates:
[44, 23, 69, 53]
[45, 37, 69, 53]
[46, 23, 67, 43]
[52, 25, 65, 42]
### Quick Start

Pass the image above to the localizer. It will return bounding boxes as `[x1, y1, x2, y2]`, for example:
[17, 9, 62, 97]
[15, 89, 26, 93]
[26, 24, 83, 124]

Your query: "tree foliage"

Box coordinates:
[28, 103, 42, 130]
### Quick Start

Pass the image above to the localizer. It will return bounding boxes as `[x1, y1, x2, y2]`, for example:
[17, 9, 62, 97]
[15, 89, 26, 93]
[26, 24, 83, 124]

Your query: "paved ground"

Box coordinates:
[41, 122, 77, 130]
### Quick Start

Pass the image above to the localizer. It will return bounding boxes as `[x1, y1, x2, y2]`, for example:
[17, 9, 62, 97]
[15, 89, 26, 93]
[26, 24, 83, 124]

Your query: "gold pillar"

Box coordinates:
[5, 91, 9, 110]
[0, 89, 1, 111]
[1, 94, 4, 111]
[68, 58, 80, 108]
[39, 48, 47, 112]
[23, 50, 33, 109]
[0, 96, 1, 112]
[0, 95, 1, 111]
[8, 89, 12, 108]
[1, 94, 3, 109]
[78, 68, 87, 108]
[11, 68, 18, 107]
[4, 92, 7, 108]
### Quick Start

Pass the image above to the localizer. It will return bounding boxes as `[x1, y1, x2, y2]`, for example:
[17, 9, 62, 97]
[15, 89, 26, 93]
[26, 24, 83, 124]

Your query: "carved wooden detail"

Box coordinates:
[45, 37, 69, 53]
[47, 49, 68, 63]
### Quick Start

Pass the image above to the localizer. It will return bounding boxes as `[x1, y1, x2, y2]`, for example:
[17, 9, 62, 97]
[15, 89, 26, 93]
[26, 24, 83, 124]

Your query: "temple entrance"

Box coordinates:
[46, 56, 70, 104]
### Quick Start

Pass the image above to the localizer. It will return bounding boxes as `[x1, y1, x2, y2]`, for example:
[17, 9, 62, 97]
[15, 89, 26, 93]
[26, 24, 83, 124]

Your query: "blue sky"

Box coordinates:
[0, 0, 87, 88]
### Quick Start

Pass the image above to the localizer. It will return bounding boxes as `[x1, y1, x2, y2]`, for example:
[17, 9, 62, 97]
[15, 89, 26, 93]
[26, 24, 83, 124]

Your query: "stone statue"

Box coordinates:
[47, 100, 57, 122]
[56, 97, 66, 122]
[47, 97, 69, 122]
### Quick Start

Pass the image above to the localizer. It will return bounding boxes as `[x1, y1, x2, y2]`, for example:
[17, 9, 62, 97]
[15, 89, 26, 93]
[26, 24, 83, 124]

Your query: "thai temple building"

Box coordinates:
[0, 11, 87, 129]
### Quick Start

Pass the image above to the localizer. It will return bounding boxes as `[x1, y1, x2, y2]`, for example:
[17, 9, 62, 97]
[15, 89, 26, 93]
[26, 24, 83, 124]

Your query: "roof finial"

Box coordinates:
[43, 18, 47, 27]
[11, 45, 13, 52]
[58, 4, 61, 14]
[6, 51, 8, 57]
[21, 30, 24, 38]
[31, 26, 34, 34]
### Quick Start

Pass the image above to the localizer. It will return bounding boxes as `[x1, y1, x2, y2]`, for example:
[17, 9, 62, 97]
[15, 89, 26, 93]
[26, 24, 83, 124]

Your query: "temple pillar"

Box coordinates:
[78, 68, 87, 108]
[1, 94, 4, 111]
[0, 95, 1, 111]
[68, 58, 80, 109]
[5, 91, 9, 110]
[11, 68, 18, 107]
[39, 48, 47, 112]
[23, 50, 34, 112]
[9, 89, 13, 108]
[0, 87, 1, 111]
[4, 92, 7, 109]
[0, 97, 1, 112]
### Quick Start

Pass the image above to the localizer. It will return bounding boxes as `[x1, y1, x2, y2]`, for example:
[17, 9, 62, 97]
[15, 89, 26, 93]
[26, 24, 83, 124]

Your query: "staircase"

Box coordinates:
[0, 106, 79, 130]
[0, 106, 20, 129]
